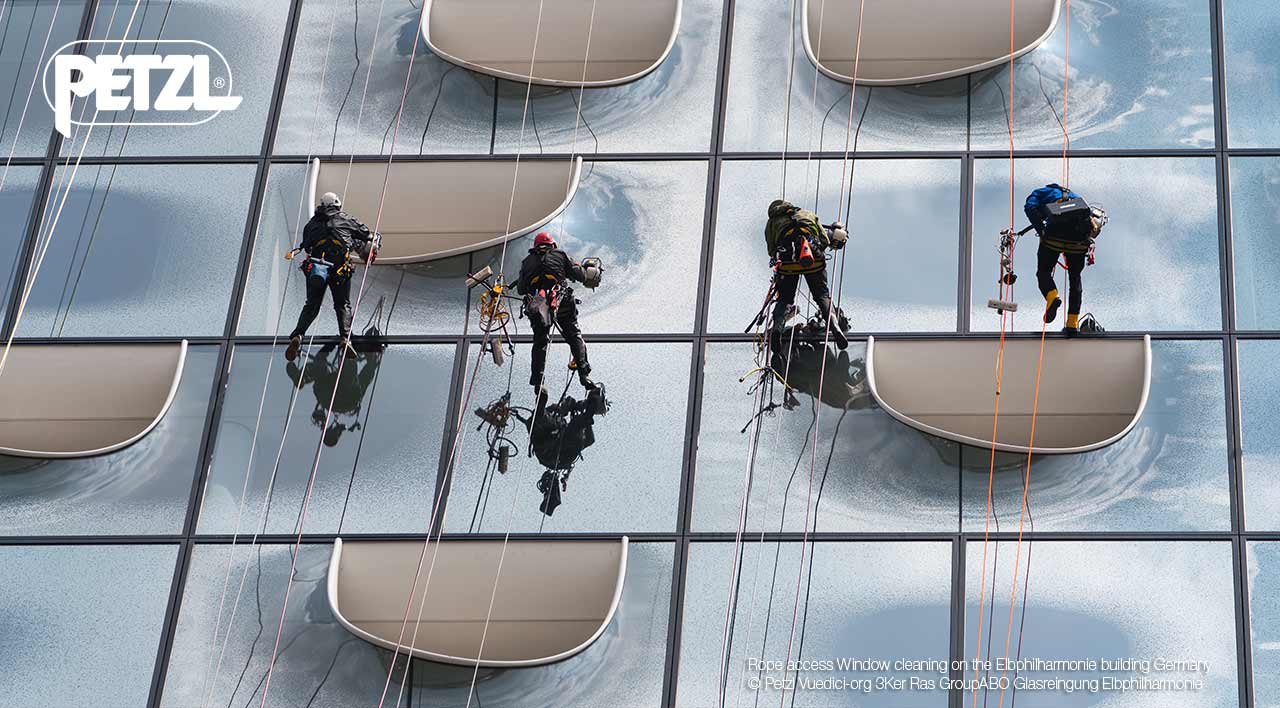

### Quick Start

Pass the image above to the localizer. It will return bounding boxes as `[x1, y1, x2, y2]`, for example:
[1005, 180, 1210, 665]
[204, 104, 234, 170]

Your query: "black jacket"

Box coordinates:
[517, 247, 585, 295]
[300, 208, 372, 263]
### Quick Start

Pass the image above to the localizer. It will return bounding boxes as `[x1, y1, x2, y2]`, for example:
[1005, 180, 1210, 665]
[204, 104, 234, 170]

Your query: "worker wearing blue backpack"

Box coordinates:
[1024, 184, 1107, 337]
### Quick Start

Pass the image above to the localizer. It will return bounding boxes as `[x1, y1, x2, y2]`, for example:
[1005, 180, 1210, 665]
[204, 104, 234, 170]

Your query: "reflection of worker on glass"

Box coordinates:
[285, 340, 382, 447]
[514, 385, 609, 516]
[772, 320, 871, 412]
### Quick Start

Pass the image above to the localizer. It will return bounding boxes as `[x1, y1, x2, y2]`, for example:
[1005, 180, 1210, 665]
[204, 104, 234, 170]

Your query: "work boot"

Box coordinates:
[1062, 313, 1079, 338]
[574, 361, 596, 390]
[530, 371, 544, 388]
[1044, 290, 1062, 324]
[339, 334, 356, 355]
[285, 335, 302, 362]
[1062, 326, 1079, 338]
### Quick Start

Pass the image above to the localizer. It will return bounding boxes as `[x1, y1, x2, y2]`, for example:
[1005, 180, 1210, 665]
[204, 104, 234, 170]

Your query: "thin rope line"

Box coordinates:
[0, 0, 57, 195]
[494, 0, 547, 281]
[340, 0, 388, 197]
[778, 0, 800, 193]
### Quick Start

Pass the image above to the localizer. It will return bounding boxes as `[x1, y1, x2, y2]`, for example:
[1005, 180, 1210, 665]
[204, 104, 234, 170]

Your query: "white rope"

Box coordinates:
[0, 0, 62, 196]
[778, 0, 800, 193]
[340, 0, 389, 197]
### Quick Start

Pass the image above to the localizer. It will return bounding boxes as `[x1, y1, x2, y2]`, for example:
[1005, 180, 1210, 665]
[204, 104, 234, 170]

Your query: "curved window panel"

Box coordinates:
[708, 159, 960, 334]
[1229, 158, 1280, 330]
[965, 541, 1237, 705]
[1224, 0, 1280, 147]
[274, 0, 493, 156]
[492, 0, 721, 154]
[1, 544, 177, 708]
[1237, 340, 1280, 531]
[470, 160, 706, 334]
[65, 0, 289, 157]
[0, 346, 217, 536]
[723, 0, 967, 153]
[0, 165, 43, 331]
[692, 342, 960, 534]
[0, 0, 86, 158]
[197, 343, 453, 535]
[970, 157, 1221, 332]
[238, 163, 470, 336]
[970, 0, 1214, 150]
[16, 162, 255, 337]
[447, 342, 690, 534]
[677, 541, 951, 708]
[961, 340, 1228, 532]
[1248, 542, 1280, 706]
[410, 542, 672, 707]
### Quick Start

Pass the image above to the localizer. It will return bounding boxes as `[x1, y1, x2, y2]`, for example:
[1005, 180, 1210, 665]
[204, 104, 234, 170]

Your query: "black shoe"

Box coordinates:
[530, 373, 543, 388]
[1044, 296, 1062, 324]
[831, 326, 850, 351]
[285, 335, 302, 361]
[579, 371, 597, 390]
[1062, 326, 1079, 338]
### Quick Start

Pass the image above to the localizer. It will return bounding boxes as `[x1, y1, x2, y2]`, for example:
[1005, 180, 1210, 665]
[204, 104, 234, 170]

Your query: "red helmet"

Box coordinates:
[534, 231, 555, 248]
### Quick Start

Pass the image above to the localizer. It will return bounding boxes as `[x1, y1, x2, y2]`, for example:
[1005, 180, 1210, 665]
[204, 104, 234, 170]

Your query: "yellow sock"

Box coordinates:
[1045, 289, 1059, 305]
[1066, 313, 1079, 328]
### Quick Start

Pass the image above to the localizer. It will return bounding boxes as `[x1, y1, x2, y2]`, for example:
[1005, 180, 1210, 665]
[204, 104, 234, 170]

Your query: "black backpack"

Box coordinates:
[1042, 196, 1095, 243]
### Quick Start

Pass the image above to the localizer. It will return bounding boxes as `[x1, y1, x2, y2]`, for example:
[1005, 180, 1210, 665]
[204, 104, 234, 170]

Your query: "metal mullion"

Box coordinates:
[948, 537, 965, 708]
[958, 155, 974, 333]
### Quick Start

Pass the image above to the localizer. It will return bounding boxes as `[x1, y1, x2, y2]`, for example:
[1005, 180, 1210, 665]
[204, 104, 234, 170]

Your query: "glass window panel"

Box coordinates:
[161, 543, 411, 708]
[0, 0, 86, 158]
[1237, 340, 1280, 531]
[970, 157, 1221, 332]
[0, 345, 216, 536]
[970, 0, 1214, 150]
[1224, 0, 1280, 148]
[0, 165, 43, 330]
[723, 0, 968, 153]
[692, 342, 960, 533]
[492, 0, 722, 154]
[197, 343, 452, 535]
[1229, 157, 1280, 330]
[708, 158, 961, 334]
[677, 541, 951, 708]
[470, 160, 707, 335]
[66, 0, 290, 157]
[237, 163, 471, 336]
[446, 342, 690, 534]
[961, 340, 1228, 532]
[965, 541, 1237, 706]
[1248, 542, 1280, 706]
[411, 542, 673, 708]
[274, 0, 494, 156]
[1, 544, 177, 708]
[16, 162, 255, 337]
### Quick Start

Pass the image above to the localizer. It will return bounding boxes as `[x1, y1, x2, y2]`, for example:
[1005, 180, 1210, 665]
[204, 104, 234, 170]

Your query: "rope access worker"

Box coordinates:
[284, 192, 378, 361]
[764, 199, 850, 350]
[1024, 184, 1107, 337]
[285, 340, 381, 447]
[517, 230, 603, 391]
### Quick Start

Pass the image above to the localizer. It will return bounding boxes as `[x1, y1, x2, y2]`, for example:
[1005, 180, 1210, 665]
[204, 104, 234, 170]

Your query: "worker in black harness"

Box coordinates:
[284, 192, 378, 361]
[517, 231, 603, 391]
[764, 200, 850, 351]
[517, 384, 609, 516]
[1024, 184, 1106, 337]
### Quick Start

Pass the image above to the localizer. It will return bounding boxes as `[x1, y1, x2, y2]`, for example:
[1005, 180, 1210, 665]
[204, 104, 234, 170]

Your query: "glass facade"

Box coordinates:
[0, 0, 1275, 706]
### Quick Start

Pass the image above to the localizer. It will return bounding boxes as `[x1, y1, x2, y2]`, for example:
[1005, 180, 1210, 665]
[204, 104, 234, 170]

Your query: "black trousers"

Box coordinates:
[527, 292, 588, 386]
[771, 269, 834, 331]
[1036, 245, 1085, 316]
[290, 272, 353, 339]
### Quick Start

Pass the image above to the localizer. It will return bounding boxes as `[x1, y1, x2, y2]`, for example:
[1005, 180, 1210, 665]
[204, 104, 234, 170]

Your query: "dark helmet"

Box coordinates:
[323, 422, 345, 447]
[534, 231, 555, 249]
[768, 199, 797, 219]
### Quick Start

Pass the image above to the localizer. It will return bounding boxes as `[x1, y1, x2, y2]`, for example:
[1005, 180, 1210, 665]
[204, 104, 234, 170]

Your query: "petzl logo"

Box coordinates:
[42, 40, 242, 138]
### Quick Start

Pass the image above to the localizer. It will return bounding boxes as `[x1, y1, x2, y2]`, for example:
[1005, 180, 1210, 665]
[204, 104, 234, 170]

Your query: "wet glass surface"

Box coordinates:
[492, 0, 723, 155]
[722, 0, 968, 153]
[275, 0, 495, 157]
[969, 0, 1215, 150]
[1237, 340, 1280, 531]
[0, 345, 216, 536]
[0, 165, 43, 332]
[961, 340, 1229, 532]
[1248, 542, 1280, 707]
[970, 157, 1221, 332]
[236, 162, 471, 337]
[197, 343, 452, 536]
[1, 544, 177, 708]
[66, 0, 290, 157]
[964, 540, 1237, 708]
[446, 341, 690, 534]
[1224, 0, 1280, 147]
[692, 342, 960, 533]
[707, 158, 961, 334]
[16, 162, 256, 337]
[677, 541, 952, 708]
[0, 0, 85, 158]
[1228, 157, 1280, 330]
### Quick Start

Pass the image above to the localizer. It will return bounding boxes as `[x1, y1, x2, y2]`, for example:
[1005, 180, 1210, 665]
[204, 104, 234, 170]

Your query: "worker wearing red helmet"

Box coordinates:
[517, 231, 602, 390]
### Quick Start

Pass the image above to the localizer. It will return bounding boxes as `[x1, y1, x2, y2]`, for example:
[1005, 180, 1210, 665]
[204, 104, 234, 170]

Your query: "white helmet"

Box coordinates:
[319, 192, 341, 210]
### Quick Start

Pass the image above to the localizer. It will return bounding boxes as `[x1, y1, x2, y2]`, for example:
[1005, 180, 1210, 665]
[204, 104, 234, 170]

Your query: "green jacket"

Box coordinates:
[765, 206, 828, 256]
